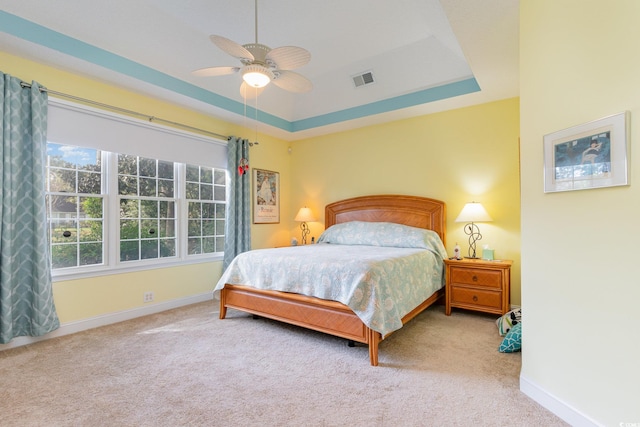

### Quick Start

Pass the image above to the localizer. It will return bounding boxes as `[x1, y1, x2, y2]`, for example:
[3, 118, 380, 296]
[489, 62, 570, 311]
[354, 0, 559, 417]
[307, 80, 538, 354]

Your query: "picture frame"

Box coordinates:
[543, 111, 630, 193]
[253, 168, 280, 223]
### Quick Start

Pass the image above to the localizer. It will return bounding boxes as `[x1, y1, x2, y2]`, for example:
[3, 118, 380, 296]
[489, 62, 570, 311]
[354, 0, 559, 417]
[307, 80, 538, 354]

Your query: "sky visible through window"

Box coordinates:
[48, 143, 98, 166]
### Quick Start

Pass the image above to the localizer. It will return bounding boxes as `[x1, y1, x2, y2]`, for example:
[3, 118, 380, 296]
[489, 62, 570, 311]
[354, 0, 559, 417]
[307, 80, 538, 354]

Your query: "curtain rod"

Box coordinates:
[20, 82, 230, 141]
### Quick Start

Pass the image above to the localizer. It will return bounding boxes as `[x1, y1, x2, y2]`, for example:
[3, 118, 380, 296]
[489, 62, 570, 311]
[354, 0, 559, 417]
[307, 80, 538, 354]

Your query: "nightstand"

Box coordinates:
[444, 258, 512, 316]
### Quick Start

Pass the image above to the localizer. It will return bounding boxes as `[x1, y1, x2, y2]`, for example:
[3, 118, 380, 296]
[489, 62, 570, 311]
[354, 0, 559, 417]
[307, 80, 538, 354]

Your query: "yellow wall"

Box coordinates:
[291, 98, 522, 303]
[1, 52, 522, 319]
[52, 264, 219, 323]
[1, 51, 292, 323]
[520, 1, 640, 424]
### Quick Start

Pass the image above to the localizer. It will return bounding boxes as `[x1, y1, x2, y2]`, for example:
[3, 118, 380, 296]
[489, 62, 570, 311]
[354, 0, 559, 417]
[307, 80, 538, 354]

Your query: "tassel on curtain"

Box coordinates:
[0, 72, 60, 343]
[222, 136, 252, 270]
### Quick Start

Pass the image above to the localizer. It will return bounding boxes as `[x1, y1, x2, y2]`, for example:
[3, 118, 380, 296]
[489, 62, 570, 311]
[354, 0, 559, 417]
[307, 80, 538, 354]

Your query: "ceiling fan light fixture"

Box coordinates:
[195, 0, 311, 96]
[242, 64, 274, 88]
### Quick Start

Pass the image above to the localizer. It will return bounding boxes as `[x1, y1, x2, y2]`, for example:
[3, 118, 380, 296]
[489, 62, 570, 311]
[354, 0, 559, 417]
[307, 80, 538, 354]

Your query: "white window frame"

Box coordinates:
[47, 98, 228, 281]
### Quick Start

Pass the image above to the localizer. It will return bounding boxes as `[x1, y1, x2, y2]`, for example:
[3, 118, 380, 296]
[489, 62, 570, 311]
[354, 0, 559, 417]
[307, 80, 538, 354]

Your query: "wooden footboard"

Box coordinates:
[219, 284, 444, 366]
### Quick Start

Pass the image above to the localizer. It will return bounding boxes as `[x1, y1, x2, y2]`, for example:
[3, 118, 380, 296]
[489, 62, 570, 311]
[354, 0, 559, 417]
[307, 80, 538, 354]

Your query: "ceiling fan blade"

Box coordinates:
[192, 66, 240, 77]
[272, 70, 313, 93]
[240, 82, 265, 99]
[266, 46, 311, 70]
[210, 35, 254, 61]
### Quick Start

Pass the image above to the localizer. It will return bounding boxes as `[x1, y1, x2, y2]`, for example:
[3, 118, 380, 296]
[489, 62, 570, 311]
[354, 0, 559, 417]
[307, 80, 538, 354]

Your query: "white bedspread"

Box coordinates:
[214, 243, 445, 336]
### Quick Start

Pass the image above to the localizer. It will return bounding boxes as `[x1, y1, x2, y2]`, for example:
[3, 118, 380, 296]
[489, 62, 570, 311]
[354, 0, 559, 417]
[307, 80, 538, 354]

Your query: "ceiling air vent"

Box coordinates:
[352, 71, 375, 88]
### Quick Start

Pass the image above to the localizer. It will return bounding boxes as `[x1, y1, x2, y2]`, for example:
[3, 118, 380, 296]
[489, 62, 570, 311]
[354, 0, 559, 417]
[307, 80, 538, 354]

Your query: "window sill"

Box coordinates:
[51, 254, 223, 282]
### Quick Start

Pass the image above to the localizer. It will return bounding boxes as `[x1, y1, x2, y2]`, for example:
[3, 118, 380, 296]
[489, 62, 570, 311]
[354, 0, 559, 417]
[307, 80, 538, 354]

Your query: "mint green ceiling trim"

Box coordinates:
[292, 77, 480, 131]
[1, 11, 480, 134]
[0, 11, 288, 130]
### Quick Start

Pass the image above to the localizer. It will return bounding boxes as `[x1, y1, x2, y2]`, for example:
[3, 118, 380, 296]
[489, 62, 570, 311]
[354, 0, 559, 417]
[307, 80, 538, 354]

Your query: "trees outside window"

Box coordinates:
[45, 143, 227, 274]
[46, 143, 104, 269]
[186, 164, 226, 255]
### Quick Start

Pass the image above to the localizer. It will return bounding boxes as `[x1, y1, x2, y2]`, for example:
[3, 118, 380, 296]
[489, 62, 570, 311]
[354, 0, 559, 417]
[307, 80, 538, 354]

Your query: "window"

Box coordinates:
[185, 165, 226, 255]
[46, 143, 104, 269]
[118, 155, 177, 262]
[45, 98, 229, 278]
[45, 145, 227, 274]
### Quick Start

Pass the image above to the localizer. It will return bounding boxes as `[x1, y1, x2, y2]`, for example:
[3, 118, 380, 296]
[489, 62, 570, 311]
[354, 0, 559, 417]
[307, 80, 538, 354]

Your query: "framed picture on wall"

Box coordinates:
[253, 168, 280, 223]
[543, 111, 630, 193]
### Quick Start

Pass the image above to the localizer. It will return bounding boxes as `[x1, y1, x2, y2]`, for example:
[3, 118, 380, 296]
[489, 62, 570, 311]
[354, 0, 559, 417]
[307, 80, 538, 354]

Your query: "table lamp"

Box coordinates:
[294, 207, 315, 245]
[455, 202, 492, 259]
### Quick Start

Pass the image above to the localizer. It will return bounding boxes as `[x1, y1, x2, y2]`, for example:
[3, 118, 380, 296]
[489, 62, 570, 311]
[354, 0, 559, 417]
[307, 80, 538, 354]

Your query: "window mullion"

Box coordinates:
[176, 163, 186, 259]
[106, 151, 119, 268]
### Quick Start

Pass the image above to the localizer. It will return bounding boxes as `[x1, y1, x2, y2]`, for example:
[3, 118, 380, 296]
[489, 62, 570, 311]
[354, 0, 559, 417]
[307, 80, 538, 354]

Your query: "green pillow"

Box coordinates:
[499, 322, 522, 353]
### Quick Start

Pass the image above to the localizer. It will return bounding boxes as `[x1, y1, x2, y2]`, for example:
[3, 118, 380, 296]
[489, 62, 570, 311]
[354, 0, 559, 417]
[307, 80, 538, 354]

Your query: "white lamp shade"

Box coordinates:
[295, 207, 316, 222]
[242, 65, 274, 88]
[455, 202, 492, 223]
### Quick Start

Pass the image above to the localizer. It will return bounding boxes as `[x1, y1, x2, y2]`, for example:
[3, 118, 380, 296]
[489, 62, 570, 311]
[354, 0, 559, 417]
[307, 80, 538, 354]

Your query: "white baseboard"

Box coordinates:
[520, 374, 602, 427]
[0, 292, 213, 352]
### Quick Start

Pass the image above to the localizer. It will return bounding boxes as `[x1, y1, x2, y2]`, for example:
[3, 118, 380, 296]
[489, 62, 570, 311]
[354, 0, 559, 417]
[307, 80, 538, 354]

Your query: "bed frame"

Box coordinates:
[218, 194, 446, 366]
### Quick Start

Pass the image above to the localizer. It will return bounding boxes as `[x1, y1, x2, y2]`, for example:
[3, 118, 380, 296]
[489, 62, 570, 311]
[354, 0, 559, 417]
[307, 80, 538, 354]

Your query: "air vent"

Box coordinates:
[352, 71, 375, 88]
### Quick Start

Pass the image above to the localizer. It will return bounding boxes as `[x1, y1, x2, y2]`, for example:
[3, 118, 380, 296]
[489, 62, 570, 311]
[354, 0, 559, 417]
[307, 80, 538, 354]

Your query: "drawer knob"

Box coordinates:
[472, 275, 478, 282]
[473, 295, 478, 302]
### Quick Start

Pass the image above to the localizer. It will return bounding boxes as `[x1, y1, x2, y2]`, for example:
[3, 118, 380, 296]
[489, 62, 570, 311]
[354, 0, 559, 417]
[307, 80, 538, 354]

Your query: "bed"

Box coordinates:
[214, 194, 447, 366]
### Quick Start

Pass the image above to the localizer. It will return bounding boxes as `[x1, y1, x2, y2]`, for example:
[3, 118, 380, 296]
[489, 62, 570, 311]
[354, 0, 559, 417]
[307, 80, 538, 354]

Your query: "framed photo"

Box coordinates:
[543, 111, 630, 193]
[253, 168, 279, 223]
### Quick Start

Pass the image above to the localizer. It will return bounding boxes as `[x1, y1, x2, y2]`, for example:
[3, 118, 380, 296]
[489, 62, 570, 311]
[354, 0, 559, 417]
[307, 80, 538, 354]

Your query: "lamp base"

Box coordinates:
[464, 256, 481, 260]
[299, 222, 310, 245]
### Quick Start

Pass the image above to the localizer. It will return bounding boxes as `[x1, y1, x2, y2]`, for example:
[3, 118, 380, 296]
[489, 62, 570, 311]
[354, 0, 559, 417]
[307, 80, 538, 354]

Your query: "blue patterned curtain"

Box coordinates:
[0, 73, 59, 344]
[222, 136, 251, 270]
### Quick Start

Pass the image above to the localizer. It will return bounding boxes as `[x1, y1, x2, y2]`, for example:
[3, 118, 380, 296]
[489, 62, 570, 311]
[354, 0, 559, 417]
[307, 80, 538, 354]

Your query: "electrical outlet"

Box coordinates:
[143, 291, 154, 303]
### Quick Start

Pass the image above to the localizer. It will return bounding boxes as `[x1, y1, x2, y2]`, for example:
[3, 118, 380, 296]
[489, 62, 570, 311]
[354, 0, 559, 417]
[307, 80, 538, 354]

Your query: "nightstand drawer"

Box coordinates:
[450, 287, 502, 310]
[449, 267, 501, 289]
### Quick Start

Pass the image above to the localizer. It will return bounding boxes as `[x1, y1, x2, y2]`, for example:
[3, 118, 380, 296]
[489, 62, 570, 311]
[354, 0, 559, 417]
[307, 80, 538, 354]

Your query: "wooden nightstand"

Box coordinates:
[444, 258, 512, 316]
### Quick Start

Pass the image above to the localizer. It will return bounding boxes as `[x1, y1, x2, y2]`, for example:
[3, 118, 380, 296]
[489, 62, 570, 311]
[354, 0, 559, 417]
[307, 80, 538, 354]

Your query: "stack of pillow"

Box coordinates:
[496, 308, 522, 353]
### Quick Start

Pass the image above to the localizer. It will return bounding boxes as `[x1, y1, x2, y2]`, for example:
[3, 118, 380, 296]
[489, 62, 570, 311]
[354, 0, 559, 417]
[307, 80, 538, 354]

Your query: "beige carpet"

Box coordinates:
[0, 301, 566, 427]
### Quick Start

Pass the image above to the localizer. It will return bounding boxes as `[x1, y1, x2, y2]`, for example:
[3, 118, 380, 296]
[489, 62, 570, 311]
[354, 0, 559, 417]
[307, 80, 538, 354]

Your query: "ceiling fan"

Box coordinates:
[193, 0, 312, 99]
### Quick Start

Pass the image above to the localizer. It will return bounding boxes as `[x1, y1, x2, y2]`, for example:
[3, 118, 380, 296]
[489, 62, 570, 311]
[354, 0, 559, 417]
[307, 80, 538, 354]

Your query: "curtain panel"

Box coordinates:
[0, 73, 59, 344]
[222, 137, 252, 270]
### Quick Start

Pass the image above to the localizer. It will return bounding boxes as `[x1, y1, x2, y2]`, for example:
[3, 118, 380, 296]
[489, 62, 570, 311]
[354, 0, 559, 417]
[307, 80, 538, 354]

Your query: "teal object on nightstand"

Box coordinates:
[482, 248, 494, 261]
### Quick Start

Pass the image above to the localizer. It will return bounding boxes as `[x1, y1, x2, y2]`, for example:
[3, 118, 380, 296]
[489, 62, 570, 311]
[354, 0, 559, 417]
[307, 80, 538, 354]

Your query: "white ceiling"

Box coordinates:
[0, 0, 519, 141]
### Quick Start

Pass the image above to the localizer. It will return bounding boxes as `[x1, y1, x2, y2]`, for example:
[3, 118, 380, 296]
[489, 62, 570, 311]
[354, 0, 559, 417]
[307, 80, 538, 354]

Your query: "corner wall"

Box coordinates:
[520, 1, 640, 425]
[290, 98, 522, 304]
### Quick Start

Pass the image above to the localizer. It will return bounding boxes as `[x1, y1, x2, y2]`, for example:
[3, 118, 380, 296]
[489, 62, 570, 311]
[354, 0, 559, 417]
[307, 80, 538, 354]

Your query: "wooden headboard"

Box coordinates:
[325, 194, 446, 244]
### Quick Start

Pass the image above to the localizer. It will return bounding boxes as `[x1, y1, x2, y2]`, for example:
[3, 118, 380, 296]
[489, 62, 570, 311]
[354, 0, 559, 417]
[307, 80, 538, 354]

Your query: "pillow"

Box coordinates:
[317, 221, 447, 256]
[496, 308, 521, 336]
[498, 322, 522, 353]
